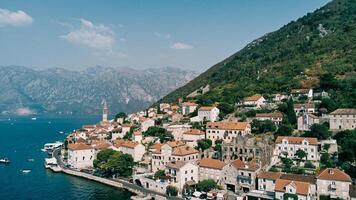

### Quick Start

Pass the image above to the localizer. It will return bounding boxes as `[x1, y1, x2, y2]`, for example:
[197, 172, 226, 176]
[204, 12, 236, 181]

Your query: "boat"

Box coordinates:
[0, 158, 10, 164]
[31, 117, 37, 120]
[22, 170, 31, 173]
[44, 158, 58, 169]
[43, 141, 63, 152]
[59, 131, 64, 134]
[28, 159, 35, 162]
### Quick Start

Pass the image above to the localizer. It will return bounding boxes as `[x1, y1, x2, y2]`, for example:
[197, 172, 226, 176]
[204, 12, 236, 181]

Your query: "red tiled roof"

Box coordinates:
[197, 158, 225, 170]
[275, 136, 318, 145]
[68, 143, 93, 150]
[316, 168, 352, 182]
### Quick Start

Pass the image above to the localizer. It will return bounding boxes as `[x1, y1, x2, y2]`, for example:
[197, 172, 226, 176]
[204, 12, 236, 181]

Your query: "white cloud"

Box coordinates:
[0, 8, 33, 27]
[154, 32, 171, 39]
[61, 18, 115, 50]
[171, 42, 193, 50]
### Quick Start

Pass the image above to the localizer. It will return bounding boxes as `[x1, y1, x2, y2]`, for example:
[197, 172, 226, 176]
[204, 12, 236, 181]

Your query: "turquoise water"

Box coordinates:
[0, 116, 132, 200]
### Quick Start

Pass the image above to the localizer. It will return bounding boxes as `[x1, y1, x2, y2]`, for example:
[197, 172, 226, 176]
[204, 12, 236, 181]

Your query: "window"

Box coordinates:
[185, 171, 187, 174]
[191, 170, 193, 173]
[83, 156, 85, 160]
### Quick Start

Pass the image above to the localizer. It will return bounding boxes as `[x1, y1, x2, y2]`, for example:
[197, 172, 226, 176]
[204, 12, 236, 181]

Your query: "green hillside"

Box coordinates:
[159, 0, 356, 108]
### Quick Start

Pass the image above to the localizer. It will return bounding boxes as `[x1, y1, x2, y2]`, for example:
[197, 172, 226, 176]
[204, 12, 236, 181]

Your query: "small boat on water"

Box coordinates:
[22, 170, 31, 173]
[31, 117, 37, 120]
[0, 158, 10, 164]
[28, 159, 35, 162]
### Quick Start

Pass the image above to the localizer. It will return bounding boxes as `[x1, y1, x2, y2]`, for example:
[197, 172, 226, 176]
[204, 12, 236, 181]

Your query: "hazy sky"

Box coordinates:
[0, 0, 329, 72]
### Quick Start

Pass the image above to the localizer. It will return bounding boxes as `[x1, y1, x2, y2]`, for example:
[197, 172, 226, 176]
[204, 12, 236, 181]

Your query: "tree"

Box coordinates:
[278, 98, 297, 126]
[295, 149, 307, 162]
[318, 98, 338, 112]
[191, 122, 203, 129]
[197, 139, 212, 151]
[274, 122, 293, 138]
[154, 170, 165, 179]
[218, 102, 234, 118]
[115, 112, 127, 121]
[320, 152, 335, 168]
[166, 185, 178, 196]
[302, 124, 331, 140]
[197, 179, 217, 192]
[251, 119, 277, 134]
[280, 157, 294, 173]
[93, 150, 134, 177]
[144, 126, 173, 143]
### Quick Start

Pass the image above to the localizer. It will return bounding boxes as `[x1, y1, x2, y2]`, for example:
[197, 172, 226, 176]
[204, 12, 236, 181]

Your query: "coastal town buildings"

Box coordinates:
[67, 143, 95, 169]
[329, 108, 356, 131]
[274, 136, 319, 163]
[206, 121, 251, 144]
[255, 112, 284, 125]
[182, 129, 205, 147]
[241, 95, 266, 108]
[316, 168, 352, 200]
[294, 103, 316, 115]
[181, 102, 198, 115]
[112, 139, 145, 162]
[197, 158, 225, 184]
[197, 106, 220, 122]
[166, 161, 199, 192]
[290, 88, 313, 99]
[297, 113, 320, 131]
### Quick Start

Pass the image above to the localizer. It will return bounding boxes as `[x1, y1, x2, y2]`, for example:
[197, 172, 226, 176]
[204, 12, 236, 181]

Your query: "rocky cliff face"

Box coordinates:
[0, 66, 197, 115]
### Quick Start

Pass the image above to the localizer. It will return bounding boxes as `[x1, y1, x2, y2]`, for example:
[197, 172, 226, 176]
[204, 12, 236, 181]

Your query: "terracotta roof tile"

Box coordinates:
[182, 102, 198, 106]
[256, 112, 283, 118]
[184, 129, 205, 135]
[68, 143, 93, 150]
[330, 108, 356, 115]
[316, 168, 352, 182]
[114, 139, 139, 149]
[244, 95, 263, 101]
[257, 171, 282, 180]
[275, 179, 310, 196]
[172, 145, 199, 156]
[275, 136, 318, 145]
[199, 106, 217, 111]
[197, 158, 225, 170]
[206, 122, 249, 130]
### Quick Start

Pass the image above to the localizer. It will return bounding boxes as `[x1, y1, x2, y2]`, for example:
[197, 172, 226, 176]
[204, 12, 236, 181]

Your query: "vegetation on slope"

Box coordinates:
[159, 0, 356, 108]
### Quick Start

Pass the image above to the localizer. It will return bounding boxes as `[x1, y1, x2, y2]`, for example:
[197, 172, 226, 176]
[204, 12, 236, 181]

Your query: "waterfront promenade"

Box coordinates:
[51, 148, 183, 200]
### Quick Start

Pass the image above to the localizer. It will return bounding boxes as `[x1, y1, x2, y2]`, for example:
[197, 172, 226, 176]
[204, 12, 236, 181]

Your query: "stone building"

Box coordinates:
[221, 134, 274, 170]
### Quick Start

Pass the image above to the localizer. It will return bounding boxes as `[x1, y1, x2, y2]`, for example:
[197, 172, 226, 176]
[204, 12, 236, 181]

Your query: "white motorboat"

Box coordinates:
[31, 117, 37, 120]
[43, 141, 63, 151]
[0, 158, 10, 164]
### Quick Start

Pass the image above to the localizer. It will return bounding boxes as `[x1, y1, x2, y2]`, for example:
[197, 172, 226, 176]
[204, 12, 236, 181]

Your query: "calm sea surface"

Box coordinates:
[0, 116, 132, 200]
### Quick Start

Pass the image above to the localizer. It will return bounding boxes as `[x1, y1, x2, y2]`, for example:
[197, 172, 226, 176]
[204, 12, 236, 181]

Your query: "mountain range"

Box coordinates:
[159, 0, 356, 108]
[0, 66, 197, 115]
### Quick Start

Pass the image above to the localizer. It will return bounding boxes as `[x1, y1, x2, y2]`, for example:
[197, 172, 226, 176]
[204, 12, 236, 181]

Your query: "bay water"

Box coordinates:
[0, 116, 132, 200]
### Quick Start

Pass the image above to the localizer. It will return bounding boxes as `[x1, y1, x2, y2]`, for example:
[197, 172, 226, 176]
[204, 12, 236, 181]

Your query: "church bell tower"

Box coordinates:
[102, 100, 108, 122]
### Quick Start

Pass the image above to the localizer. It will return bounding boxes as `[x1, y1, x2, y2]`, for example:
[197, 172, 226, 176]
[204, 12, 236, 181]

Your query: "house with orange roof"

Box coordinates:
[197, 158, 225, 183]
[112, 139, 145, 162]
[182, 129, 205, 147]
[222, 159, 260, 193]
[257, 171, 283, 192]
[241, 95, 266, 108]
[197, 106, 220, 122]
[206, 121, 251, 144]
[68, 143, 95, 169]
[274, 136, 319, 164]
[182, 102, 198, 115]
[151, 141, 199, 172]
[255, 112, 284, 125]
[274, 178, 314, 200]
[316, 168, 352, 200]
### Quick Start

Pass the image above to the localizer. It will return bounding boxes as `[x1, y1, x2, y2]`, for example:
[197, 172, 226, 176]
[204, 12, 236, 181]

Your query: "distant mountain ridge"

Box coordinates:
[0, 65, 197, 115]
[159, 0, 356, 108]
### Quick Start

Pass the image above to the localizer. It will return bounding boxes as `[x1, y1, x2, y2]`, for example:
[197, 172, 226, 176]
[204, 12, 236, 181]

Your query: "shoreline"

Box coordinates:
[50, 166, 172, 200]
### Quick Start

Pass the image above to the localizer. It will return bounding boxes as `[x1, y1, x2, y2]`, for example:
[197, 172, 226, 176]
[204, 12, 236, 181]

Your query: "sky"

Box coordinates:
[0, 0, 329, 72]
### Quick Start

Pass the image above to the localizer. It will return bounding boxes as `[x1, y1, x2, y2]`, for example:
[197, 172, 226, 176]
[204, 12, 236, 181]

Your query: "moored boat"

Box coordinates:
[0, 158, 10, 164]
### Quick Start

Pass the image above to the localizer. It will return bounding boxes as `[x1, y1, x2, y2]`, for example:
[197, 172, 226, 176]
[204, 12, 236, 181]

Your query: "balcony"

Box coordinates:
[237, 175, 251, 182]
